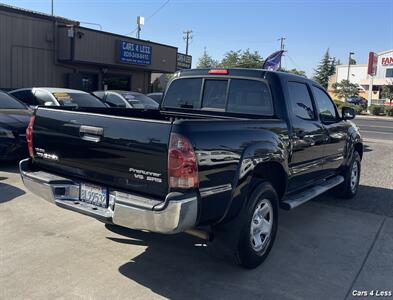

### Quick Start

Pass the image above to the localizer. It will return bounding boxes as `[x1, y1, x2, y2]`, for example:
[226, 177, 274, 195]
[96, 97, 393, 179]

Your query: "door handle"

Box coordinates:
[79, 125, 103, 143]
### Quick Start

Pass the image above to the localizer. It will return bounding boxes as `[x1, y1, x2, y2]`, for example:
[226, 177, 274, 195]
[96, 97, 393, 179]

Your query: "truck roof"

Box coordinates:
[175, 68, 308, 81]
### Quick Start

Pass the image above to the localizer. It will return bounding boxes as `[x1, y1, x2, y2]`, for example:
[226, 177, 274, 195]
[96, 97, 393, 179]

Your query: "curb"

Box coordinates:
[356, 115, 393, 121]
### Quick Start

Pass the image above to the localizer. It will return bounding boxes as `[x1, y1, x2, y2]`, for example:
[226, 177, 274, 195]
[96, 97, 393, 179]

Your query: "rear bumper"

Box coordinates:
[19, 158, 198, 234]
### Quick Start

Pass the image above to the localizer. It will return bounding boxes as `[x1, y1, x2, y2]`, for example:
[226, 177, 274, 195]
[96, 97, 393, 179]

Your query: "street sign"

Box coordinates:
[177, 53, 192, 70]
[118, 40, 152, 65]
[367, 52, 378, 76]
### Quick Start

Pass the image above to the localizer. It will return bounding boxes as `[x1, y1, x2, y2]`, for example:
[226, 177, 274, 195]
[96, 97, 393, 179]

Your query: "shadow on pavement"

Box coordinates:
[0, 160, 20, 174]
[363, 144, 372, 152]
[106, 224, 250, 300]
[0, 182, 25, 203]
[315, 184, 393, 217]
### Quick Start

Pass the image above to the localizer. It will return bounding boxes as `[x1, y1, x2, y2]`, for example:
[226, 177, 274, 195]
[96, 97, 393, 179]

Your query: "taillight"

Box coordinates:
[26, 115, 35, 158]
[168, 133, 198, 189]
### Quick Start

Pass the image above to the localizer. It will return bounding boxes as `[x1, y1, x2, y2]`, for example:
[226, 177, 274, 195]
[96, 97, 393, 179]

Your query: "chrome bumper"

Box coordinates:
[19, 158, 198, 234]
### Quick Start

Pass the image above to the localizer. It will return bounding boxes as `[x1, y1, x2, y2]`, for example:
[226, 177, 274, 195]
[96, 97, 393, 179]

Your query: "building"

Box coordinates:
[0, 4, 188, 93]
[328, 49, 393, 101]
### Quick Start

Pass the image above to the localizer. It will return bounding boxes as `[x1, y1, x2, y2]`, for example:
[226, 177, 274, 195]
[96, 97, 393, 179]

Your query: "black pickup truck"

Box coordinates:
[20, 69, 363, 269]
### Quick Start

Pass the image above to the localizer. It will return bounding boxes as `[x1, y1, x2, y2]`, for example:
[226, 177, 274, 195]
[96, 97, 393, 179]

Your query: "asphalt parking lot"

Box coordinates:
[1, 118, 392, 300]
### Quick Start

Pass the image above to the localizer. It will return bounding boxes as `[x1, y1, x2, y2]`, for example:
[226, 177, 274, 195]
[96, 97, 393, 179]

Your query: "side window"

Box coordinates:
[11, 90, 36, 106]
[227, 79, 273, 115]
[34, 90, 55, 105]
[105, 93, 126, 107]
[287, 82, 315, 120]
[312, 86, 338, 122]
[202, 80, 227, 110]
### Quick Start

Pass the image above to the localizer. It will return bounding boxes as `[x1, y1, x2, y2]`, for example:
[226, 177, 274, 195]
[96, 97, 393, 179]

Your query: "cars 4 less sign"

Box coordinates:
[119, 41, 152, 65]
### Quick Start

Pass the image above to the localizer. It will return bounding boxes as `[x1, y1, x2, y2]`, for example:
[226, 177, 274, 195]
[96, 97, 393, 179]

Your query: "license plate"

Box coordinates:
[79, 183, 108, 208]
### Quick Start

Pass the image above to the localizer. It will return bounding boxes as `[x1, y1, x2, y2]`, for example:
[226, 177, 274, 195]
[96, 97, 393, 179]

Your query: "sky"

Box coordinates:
[2, 0, 392, 76]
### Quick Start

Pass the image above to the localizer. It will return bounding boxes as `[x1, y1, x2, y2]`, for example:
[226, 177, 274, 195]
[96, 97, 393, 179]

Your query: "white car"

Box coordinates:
[9, 87, 106, 109]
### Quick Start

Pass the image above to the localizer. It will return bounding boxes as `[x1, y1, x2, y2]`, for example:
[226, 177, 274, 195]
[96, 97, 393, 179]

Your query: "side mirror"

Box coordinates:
[342, 107, 355, 120]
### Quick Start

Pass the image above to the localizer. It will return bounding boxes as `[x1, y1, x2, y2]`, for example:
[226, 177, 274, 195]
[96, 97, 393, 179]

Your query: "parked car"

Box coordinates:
[146, 92, 163, 104]
[9, 88, 107, 108]
[0, 90, 31, 161]
[93, 90, 159, 109]
[347, 96, 367, 106]
[20, 69, 363, 269]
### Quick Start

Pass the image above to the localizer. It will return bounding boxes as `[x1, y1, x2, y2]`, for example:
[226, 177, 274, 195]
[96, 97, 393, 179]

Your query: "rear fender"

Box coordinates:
[216, 139, 288, 224]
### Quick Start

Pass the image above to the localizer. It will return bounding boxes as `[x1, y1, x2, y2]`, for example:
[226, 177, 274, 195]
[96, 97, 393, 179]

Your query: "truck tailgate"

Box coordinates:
[32, 108, 172, 198]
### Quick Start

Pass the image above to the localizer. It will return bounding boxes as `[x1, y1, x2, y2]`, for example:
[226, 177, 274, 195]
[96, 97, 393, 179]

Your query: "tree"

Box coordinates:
[380, 85, 393, 104]
[332, 80, 359, 100]
[349, 57, 356, 65]
[196, 47, 218, 68]
[281, 68, 306, 77]
[314, 49, 336, 89]
[219, 49, 263, 68]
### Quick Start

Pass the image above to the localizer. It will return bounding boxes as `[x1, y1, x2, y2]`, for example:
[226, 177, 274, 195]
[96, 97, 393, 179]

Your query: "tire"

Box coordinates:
[334, 151, 361, 199]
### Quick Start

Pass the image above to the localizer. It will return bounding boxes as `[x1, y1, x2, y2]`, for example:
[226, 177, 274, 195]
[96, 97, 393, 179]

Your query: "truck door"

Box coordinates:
[311, 85, 348, 175]
[286, 81, 328, 192]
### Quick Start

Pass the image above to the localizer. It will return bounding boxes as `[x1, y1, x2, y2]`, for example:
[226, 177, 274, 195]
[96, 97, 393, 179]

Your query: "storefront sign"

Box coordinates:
[367, 52, 378, 76]
[381, 57, 393, 66]
[177, 53, 192, 70]
[119, 41, 152, 65]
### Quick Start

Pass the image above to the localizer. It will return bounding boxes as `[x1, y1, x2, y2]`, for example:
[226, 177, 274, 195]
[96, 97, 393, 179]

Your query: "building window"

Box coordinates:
[386, 68, 393, 78]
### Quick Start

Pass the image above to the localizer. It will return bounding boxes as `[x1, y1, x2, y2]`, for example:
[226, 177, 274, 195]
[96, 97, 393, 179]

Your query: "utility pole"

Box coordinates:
[136, 16, 144, 39]
[51, 0, 54, 16]
[278, 37, 285, 70]
[347, 51, 355, 81]
[183, 30, 193, 55]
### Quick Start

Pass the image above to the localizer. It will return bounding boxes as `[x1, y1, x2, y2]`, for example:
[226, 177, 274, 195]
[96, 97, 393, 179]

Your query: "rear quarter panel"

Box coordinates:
[173, 118, 289, 225]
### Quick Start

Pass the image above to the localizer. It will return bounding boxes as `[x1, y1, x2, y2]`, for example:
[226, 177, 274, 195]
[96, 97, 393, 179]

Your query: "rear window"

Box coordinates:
[164, 78, 202, 109]
[52, 92, 106, 108]
[163, 78, 273, 116]
[202, 80, 227, 110]
[0, 92, 27, 109]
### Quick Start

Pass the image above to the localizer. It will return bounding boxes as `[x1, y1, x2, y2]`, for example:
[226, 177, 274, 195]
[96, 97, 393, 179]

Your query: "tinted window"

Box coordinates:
[120, 92, 159, 109]
[147, 93, 163, 104]
[288, 82, 315, 120]
[10, 90, 36, 106]
[34, 90, 55, 105]
[163, 78, 202, 109]
[52, 92, 106, 108]
[92, 91, 105, 100]
[202, 80, 227, 110]
[312, 86, 338, 122]
[106, 93, 126, 107]
[0, 92, 27, 109]
[386, 68, 393, 78]
[227, 79, 273, 115]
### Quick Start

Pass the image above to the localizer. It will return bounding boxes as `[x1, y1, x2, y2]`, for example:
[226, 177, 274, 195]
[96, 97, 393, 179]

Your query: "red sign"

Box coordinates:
[381, 57, 393, 65]
[367, 52, 378, 76]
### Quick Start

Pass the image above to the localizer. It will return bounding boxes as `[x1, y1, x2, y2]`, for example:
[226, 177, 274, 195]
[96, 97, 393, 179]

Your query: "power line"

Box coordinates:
[125, 0, 170, 36]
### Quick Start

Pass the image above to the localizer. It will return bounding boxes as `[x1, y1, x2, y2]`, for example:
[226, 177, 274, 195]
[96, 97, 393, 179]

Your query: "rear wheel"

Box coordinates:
[235, 182, 279, 269]
[335, 151, 361, 199]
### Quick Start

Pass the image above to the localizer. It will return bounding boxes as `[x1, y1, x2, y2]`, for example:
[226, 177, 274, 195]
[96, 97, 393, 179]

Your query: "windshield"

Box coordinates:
[120, 92, 159, 109]
[52, 92, 106, 108]
[0, 91, 27, 109]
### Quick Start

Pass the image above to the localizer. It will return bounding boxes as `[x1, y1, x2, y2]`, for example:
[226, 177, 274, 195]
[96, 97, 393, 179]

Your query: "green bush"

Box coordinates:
[333, 100, 344, 109]
[369, 105, 385, 116]
[385, 106, 393, 116]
